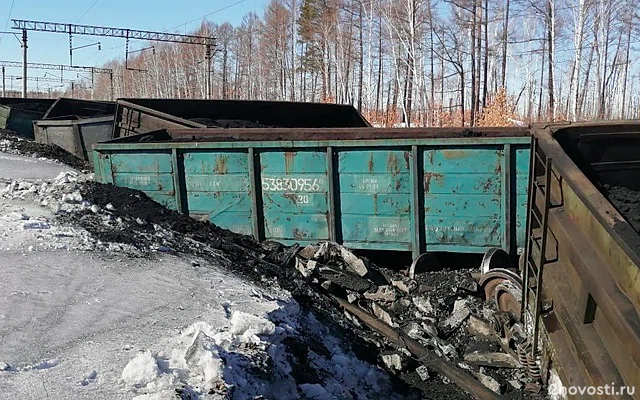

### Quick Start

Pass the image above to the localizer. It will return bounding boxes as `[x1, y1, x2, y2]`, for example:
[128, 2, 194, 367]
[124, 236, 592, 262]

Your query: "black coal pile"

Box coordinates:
[61, 181, 546, 399]
[603, 184, 640, 234]
[10, 102, 52, 113]
[188, 118, 276, 128]
[64, 181, 286, 283]
[0, 130, 91, 171]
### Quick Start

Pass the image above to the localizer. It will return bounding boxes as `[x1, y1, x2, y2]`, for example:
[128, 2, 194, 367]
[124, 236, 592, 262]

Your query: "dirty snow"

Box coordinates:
[118, 298, 401, 399]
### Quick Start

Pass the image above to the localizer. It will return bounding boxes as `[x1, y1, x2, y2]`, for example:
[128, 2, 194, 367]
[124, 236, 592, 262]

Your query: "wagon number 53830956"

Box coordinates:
[261, 177, 322, 192]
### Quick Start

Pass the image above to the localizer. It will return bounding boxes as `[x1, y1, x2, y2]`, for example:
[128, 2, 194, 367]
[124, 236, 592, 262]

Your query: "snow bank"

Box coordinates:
[122, 351, 160, 388]
[229, 311, 276, 338]
[182, 331, 224, 390]
[121, 300, 401, 400]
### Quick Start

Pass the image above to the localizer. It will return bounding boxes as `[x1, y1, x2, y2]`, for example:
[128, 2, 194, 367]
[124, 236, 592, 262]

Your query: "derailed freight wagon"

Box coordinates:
[521, 121, 640, 398]
[33, 98, 116, 163]
[93, 126, 531, 259]
[112, 98, 372, 138]
[0, 97, 56, 139]
[92, 120, 640, 398]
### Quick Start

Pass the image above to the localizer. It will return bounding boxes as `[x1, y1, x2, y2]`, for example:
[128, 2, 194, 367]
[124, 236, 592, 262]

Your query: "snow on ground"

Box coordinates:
[0, 153, 75, 180]
[0, 151, 400, 399]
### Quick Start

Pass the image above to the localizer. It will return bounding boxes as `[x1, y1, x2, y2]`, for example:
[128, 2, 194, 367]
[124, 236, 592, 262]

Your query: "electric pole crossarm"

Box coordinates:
[0, 60, 112, 74]
[12, 19, 215, 46]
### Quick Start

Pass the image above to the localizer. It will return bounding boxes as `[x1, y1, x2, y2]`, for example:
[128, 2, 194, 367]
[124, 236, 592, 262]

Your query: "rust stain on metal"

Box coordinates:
[293, 228, 308, 240]
[284, 192, 299, 204]
[284, 151, 296, 174]
[373, 193, 378, 215]
[403, 151, 410, 170]
[424, 172, 444, 193]
[368, 153, 375, 174]
[387, 153, 400, 175]
[442, 150, 467, 159]
[482, 178, 493, 193]
[214, 156, 228, 174]
[395, 179, 402, 191]
[265, 194, 275, 204]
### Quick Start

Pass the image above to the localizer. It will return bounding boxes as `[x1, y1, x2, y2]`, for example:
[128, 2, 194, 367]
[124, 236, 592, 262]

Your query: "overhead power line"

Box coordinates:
[3, 0, 15, 31]
[76, 0, 100, 23]
[168, 0, 248, 32]
[1, 0, 16, 45]
[0, 60, 113, 74]
[5, 74, 74, 83]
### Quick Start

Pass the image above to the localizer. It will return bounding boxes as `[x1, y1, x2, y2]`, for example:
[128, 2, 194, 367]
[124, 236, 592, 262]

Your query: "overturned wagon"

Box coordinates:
[93, 127, 531, 258]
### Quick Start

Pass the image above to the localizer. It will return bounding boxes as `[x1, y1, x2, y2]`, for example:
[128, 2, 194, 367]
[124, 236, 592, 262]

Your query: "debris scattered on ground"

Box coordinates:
[1, 158, 547, 399]
[464, 350, 520, 369]
[381, 352, 407, 371]
[467, 315, 496, 340]
[364, 285, 397, 302]
[475, 370, 502, 394]
[416, 365, 430, 381]
[288, 243, 547, 399]
[439, 298, 472, 337]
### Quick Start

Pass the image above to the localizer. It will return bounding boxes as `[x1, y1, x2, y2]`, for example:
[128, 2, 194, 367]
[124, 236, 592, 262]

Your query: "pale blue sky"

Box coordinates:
[0, 0, 269, 89]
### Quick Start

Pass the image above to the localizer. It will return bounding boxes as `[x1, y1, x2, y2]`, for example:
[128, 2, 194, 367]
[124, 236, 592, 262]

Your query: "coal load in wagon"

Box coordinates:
[555, 126, 640, 235]
[112, 98, 371, 137]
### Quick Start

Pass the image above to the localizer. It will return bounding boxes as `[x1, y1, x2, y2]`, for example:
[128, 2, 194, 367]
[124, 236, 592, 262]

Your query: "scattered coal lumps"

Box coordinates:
[291, 251, 546, 399]
[56, 180, 546, 399]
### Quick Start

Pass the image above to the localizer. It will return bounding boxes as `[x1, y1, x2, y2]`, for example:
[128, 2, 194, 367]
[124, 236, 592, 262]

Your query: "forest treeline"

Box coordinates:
[55, 0, 640, 126]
